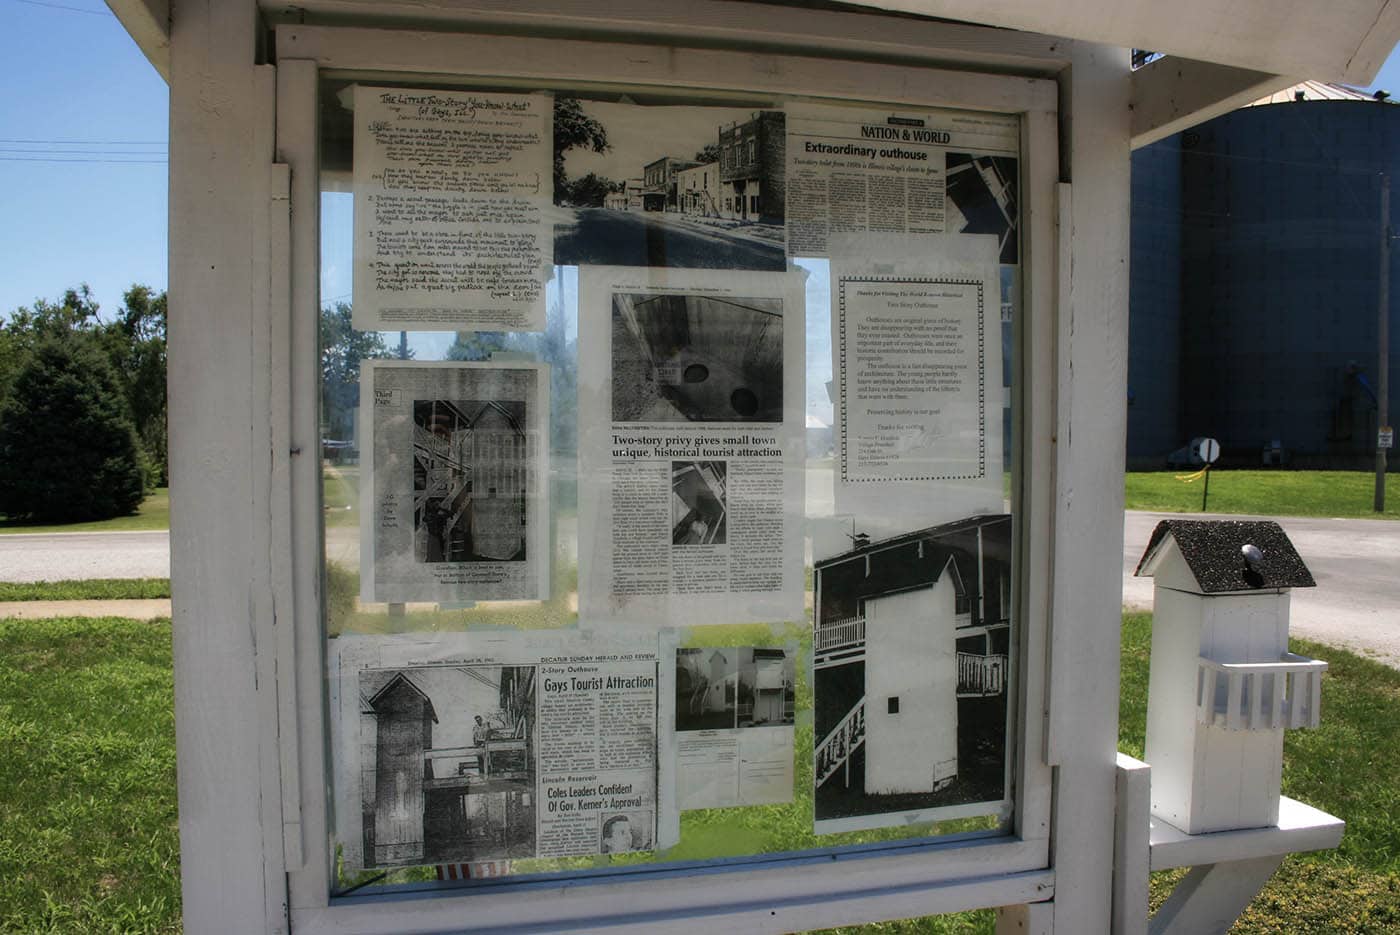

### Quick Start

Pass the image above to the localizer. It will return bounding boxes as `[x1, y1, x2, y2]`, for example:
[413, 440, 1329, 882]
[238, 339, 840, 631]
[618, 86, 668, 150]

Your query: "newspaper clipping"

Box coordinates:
[352, 86, 552, 332]
[333, 632, 661, 870]
[577, 266, 807, 627]
[829, 233, 1005, 534]
[359, 360, 550, 604]
[666, 644, 796, 812]
[785, 103, 1019, 261]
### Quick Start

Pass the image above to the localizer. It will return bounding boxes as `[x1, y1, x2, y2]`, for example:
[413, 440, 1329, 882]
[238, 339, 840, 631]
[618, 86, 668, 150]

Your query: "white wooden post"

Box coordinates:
[168, 0, 287, 930]
[1043, 40, 1133, 933]
[1112, 754, 1152, 935]
[274, 56, 330, 909]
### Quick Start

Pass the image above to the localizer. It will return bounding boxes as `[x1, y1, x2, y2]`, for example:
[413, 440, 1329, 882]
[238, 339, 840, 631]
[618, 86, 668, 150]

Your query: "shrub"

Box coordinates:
[0, 337, 146, 522]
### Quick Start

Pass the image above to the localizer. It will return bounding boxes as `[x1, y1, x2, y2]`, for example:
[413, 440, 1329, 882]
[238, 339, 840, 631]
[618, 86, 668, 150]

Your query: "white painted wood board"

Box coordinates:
[167, 1, 285, 930]
[1112, 753, 1151, 935]
[1042, 40, 1133, 934]
[1149, 796, 1344, 870]
[1148, 854, 1285, 935]
[275, 57, 334, 914]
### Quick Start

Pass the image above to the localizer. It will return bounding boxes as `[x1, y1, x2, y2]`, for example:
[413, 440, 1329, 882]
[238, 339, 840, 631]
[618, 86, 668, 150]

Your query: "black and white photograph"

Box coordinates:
[674, 647, 738, 731]
[360, 361, 550, 604]
[599, 810, 655, 855]
[358, 665, 537, 868]
[671, 461, 727, 546]
[738, 648, 796, 728]
[675, 646, 796, 731]
[611, 291, 784, 423]
[812, 514, 1013, 833]
[414, 398, 530, 564]
[552, 97, 786, 271]
[945, 153, 1019, 265]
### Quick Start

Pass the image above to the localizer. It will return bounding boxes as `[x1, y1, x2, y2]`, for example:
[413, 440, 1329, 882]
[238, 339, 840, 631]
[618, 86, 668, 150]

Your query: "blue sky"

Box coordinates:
[1, 2, 1399, 320]
[1, 1, 167, 319]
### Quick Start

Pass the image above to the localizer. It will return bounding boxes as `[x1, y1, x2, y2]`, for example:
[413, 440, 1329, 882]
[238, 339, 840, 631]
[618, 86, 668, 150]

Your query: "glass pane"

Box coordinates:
[316, 77, 1023, 895]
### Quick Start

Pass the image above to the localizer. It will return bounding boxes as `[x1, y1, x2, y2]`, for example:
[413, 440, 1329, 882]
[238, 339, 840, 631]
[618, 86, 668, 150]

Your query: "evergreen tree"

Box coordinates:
[0, 337, 146, 522]
[320, 302, 395, 440]
[2, 284, 170, 486]
[114, 286, 168, 485]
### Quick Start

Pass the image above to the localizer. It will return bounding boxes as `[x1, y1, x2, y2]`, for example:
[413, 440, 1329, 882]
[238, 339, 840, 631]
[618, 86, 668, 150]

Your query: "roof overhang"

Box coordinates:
[839, 0, 1400, 87]
[108, 0, 1400, 146]
[1129, 59, 1297, 149]
[105, 0, 169, 82]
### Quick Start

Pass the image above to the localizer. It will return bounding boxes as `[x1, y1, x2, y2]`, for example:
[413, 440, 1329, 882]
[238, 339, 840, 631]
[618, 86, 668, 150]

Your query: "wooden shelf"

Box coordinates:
[1149, 796, 1344, 871]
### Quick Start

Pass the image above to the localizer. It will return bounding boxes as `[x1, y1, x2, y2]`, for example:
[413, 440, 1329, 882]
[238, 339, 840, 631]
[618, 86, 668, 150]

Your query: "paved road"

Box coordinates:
[1124, 511, 1400, 668]
[4, 510, 1397, 667]
[553, 207, 786, 269]
[0, 530, 171, 582]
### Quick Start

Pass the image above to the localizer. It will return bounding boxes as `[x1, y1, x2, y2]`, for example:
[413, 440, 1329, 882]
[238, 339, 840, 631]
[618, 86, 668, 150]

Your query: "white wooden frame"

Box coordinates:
[271, 26, 1060, 933]
[168, 3, 1135, 931]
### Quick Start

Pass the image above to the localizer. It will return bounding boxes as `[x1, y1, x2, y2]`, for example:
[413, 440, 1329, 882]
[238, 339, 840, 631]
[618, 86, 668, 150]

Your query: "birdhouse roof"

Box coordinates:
[1134, 520, 1315, 593]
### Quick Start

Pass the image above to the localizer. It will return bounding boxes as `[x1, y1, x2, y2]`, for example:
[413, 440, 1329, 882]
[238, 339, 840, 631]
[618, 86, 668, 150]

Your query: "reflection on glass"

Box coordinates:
[318, 81, 1020, 895]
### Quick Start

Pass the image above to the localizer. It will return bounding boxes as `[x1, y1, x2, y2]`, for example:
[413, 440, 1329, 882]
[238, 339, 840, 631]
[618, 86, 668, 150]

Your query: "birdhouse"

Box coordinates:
[1134, 520, 1326, 835]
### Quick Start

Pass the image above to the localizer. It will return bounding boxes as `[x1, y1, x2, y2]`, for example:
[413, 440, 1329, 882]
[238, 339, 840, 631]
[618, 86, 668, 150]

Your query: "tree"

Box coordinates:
[445, 330, 509, 363]
[3, 284, 172, 486]
[0, 337, 145, 522]
[113, 286, 168, 485]
[693, 142, 720, 164]
[553, 97, 609, 198]
[1, 286, 105, 396]
[443, 271, 578, 455]
[561, 172, 621, 207]
[320, 302, 395, 440]
[3, 285, 103, 341]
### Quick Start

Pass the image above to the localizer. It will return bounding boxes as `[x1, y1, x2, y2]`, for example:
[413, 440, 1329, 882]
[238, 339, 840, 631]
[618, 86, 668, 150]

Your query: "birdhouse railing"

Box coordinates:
[1195, 653, 1327, 731]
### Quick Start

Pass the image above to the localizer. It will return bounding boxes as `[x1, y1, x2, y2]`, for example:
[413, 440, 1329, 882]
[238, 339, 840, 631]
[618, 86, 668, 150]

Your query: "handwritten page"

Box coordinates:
[353, 87, 552, 332]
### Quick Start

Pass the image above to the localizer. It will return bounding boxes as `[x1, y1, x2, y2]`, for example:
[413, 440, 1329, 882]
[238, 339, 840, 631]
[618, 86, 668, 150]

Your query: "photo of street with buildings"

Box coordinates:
[552, 98, 786, 270]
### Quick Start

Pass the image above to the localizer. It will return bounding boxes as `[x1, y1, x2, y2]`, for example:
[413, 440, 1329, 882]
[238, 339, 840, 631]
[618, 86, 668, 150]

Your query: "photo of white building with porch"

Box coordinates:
[814, 514, 1012, 824]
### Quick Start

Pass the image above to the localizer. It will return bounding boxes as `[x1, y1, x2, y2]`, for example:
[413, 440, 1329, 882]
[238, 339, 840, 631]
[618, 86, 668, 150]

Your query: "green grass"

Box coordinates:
[0, 579, 171, 602]
[324, 560, 581, 636]
[322, 466, 359, 529]
[4, 612, 1398, 932]
[0, 616, 179, 933]
[0, 488, 171, 534]
[0, 471, 1394, 537]
[1124, 470, 1400, 520]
